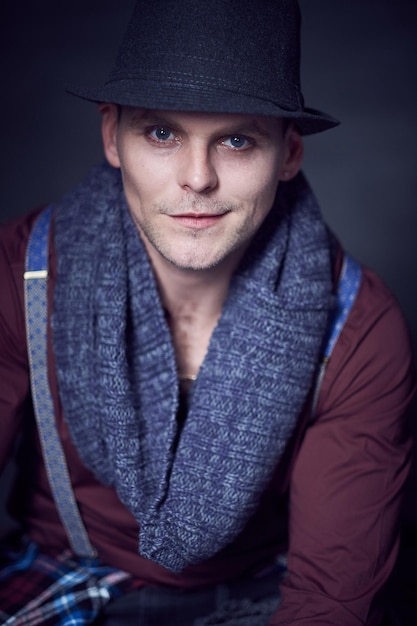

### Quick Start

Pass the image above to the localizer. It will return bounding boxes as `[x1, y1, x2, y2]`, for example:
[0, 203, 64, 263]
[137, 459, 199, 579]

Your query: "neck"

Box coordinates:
[162, 267, 230, 320]
[142, 240, 244, 382]
[143, 241, 243, 320]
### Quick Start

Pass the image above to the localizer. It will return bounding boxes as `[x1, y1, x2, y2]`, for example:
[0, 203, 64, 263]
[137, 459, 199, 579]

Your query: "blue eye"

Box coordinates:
[223, 135, 250, 149]
[150, 127, 175, 142]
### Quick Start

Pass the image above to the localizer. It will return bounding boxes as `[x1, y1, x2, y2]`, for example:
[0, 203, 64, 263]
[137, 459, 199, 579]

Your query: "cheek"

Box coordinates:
[256, 155, 282, 202]
[228, 159, 280, 208]
[118, 158, 154, 206]
[120, 147, 175, 200]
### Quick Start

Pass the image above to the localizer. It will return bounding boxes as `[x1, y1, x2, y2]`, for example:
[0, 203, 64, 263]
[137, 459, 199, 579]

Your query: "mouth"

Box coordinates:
[169, 212, 229, 230]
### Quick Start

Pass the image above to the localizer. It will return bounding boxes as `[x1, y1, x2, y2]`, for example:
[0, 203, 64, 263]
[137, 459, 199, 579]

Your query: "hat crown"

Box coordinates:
[108, 0, 303, 112]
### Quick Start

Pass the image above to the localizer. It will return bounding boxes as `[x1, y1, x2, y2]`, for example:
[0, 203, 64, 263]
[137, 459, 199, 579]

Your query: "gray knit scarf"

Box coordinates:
[53, 162, 332, 573]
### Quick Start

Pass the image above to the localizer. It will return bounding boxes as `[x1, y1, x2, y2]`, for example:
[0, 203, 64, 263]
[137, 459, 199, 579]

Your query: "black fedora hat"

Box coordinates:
[68, 0, 339, 135]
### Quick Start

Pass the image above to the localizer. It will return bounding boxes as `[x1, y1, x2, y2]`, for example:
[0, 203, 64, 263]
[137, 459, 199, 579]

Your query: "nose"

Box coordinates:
[177, 142, 218, 194]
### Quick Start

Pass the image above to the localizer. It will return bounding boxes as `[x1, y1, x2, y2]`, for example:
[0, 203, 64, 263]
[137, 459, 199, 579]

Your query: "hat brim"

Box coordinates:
[66, 80, 339, 136]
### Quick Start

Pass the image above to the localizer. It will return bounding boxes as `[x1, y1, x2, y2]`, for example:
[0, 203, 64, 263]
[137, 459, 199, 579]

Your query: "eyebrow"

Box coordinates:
[220, 121, 271, 139]
[127, 110, 179, 131]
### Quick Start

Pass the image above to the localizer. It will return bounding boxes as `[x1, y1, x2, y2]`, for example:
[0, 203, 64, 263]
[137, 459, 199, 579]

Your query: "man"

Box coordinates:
[0, 0, 414, 624]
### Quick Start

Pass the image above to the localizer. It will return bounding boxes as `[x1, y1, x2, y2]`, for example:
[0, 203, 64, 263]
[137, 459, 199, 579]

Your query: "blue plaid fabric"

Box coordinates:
[0, 539, 133, 625]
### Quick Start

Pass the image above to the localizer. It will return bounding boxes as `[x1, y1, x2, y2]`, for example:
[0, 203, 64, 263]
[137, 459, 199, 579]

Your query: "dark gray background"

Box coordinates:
[1, 1, 417, 526]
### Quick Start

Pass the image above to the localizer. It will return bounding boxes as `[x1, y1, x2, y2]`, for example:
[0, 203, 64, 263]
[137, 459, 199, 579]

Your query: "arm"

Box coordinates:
[272, 268, 415, 625]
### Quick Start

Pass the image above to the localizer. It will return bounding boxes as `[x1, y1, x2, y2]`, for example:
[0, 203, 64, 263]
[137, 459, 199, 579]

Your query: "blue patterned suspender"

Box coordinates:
[24, 207, 362, 556]
[310, 253, 363, 417]
[24, 206, 97, 558]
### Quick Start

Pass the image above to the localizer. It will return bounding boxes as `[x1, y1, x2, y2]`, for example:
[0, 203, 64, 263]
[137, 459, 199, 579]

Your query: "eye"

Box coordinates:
[222, 135, 251, 150]
[148, 126, 176, 142]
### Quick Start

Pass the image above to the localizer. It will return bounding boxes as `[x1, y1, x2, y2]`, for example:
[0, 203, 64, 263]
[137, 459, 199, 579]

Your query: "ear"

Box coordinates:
[98, 103, 121, 168]
[279, 124, 304, 182]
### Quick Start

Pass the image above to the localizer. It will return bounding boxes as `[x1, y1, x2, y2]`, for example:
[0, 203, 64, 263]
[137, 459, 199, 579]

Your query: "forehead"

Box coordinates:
[121, 107, 285, 137]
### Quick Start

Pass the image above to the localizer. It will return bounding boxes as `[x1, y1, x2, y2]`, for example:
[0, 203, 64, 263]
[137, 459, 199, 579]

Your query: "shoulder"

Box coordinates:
[0, 207, 49, 351]
[0, 207, 46, 267]
[318, 255, 415, 421]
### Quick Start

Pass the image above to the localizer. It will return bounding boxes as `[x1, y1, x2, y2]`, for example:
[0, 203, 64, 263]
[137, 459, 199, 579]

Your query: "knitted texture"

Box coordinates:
[52, 162, 332, 572]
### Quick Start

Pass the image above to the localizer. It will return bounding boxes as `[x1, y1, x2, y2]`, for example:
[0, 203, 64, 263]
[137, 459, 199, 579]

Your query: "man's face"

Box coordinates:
[101, 106, 302, 273]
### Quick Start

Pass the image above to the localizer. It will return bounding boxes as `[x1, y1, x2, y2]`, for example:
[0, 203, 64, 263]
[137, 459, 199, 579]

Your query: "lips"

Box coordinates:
[169, 212, 228, 230]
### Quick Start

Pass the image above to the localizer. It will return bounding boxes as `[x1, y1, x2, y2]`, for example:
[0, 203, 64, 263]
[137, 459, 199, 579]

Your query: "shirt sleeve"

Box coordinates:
[271, 267, 415, 625]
